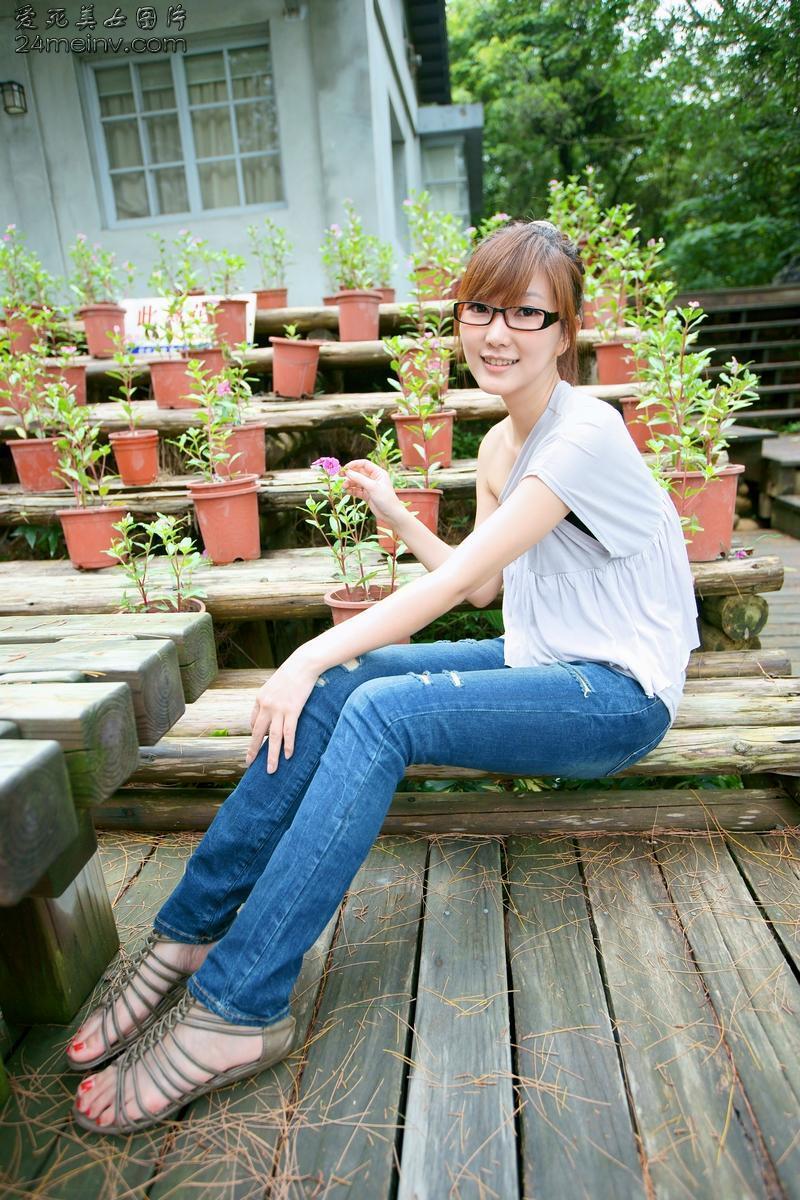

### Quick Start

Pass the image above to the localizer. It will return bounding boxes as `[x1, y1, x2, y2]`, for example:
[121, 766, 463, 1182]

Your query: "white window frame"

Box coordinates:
[420, 134, 470, 226]
[83, 32, 287, 228]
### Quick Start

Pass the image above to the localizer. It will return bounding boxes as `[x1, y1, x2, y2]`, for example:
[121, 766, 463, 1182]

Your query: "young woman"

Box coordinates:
[67, 220, 699, 1134]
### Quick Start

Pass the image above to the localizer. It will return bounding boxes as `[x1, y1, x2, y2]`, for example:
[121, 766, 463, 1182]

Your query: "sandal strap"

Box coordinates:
[96, 931, 191, 1055]
[110, 991, 281, 1131]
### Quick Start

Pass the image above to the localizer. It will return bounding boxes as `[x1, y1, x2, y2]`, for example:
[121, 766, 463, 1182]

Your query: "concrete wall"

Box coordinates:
[0, 0, 423, 305]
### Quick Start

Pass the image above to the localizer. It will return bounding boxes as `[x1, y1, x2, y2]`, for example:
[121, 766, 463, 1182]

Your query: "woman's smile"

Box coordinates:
[480, 353, 520, 371]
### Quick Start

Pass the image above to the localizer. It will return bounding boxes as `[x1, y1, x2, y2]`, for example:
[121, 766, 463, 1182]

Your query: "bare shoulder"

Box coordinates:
[478, 418, 518, 502]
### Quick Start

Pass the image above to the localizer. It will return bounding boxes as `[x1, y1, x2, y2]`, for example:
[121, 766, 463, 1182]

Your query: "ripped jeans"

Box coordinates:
[153, 636, 671, 1025]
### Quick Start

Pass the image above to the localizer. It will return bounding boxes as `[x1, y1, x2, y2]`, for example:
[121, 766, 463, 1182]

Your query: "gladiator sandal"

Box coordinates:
[65, 931, 198, 1072]
[72, 990, 296, 1136]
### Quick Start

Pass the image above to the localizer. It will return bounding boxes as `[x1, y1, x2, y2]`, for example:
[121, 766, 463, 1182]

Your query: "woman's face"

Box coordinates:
[457, 271, 567, 399]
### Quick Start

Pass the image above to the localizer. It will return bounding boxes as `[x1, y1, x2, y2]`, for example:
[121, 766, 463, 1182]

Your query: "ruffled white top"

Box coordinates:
[499, 379, 700, 724]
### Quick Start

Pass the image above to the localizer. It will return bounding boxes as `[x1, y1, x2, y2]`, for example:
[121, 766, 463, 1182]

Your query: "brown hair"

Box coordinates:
[455, 220, 584, 384]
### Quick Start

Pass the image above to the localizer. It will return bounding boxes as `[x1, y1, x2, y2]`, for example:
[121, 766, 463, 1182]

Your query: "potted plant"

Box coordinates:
[145, 294, 222, 409]
[404, 190, 470, 301]
[631, 288, 759, 561]
[1, 374, 69, 493]
[148, 230, 212, 297]
[0, 225, 59, 354]
[270, 322, 322, 399]
[384, 328, 455, 469]
[368, 236, 396, 305]
[105, 511, 208, 613]
[303, 455, 405, 627]
[247, 217, 293, 309]
[106, 334, 159, 486]
[320, 200, 382, 340]
[211, 354, 266, 478]
[545, 169, 604, 265]
[362, 411, 408, 555]
[52, 396, 125, 569]
[207, 251, 249, 348]
[67, 234, 134, 359]
[26, 303, 89, 405]
[169, 360, 261, 564]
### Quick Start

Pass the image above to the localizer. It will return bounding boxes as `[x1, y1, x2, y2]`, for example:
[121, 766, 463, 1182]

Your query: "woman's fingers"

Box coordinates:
[266, 714, 284, 774]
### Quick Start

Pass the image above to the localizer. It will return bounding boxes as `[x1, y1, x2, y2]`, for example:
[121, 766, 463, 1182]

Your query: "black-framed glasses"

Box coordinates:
[453, 301, 560, 331]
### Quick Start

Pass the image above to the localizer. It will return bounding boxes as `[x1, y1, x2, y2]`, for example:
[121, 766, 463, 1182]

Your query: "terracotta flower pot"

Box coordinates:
[595, 340, 637, 386]
[333, 289, 383, 342]
[79, 303, 125, 358]
[109, 429, 159, 486]
[391, 408, 457, 470]
[394, 487, 440, 539]
[188, 473, 261, 564]
[57, 505, 127, 570]
[377, 287, 395, 305]
[665, 463, 746, 562]
[324, 584, 408, 640]
[620, 398, 678, 454]
[6, 305, 43, 354]
[256, 288, 288, 310]
[269, 336, 322, 399]
[215, 423, 266, 478]
[581, 298, 597, 330]
[9, 436, 65, 492]
[211, 298, 248, 349]
[322, 295, 338, 307]
[149, 347, 223, 410]
[42, 361, 88, 406]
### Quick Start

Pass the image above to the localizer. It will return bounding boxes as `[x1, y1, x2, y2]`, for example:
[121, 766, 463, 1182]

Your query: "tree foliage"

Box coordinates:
[447, 0, 800, 287]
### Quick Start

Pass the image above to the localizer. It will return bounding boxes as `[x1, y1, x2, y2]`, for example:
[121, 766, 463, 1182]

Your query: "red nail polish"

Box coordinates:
[80, 1078, 94, 1091]
[71, 1041, 85, 1051]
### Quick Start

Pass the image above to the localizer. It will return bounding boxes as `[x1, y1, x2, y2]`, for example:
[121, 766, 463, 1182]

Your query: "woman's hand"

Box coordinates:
[247, 651, 320, 773]
[342, 459, 403, 526]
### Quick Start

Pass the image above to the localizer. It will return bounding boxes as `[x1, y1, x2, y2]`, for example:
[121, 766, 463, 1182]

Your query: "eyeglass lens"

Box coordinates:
[456, 302, 548, 330]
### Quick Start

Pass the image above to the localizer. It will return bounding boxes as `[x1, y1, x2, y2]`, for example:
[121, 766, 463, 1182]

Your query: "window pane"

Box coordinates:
[186, 52, 228, 104]
[145, 114, 182, 163]
[198, 160, 239, 208]
[112, 171, 149, 219]
[422, 142, 465, 182]
[138, 60, 175, 111]
[192, 107, 234, 157]
[153, 167, 189, 214]
[235, 102, 278, 153]
[96, 65, 134, 116]
[242, 155, 282, 204]
[229, 45, 270, 99]
[103, 119, 143, 169]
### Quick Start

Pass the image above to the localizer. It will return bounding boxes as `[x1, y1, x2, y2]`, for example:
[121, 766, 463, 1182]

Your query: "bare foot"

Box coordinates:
[67, 935, 215, 1066]
[74, 996, 293, 1129]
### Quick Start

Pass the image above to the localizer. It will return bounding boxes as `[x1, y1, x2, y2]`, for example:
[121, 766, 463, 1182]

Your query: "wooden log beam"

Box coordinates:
[699, 618, 761, 652]
[0, 681, 139, 806]
[0, 847, 119, 1024]
[93, 785, 799, 835]
[163, 676, 800, 740]
[0, 553, 783, 621]
[0, 739, 78, 906]
[700, 593, 769, 641]
[0, 612, 217, 702]
[127, 723, 800, 786]
[0, 638, 185, 745]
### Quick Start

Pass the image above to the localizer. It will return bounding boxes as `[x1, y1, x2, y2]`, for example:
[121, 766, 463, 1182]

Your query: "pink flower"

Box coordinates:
[216, 379, 232, 396]
[311, 456, 341, 476]
[6, 224, 15, 232]
[496, 212, 510, 220]
[688, 300, 700, 308]
[77, 233, 87, 242]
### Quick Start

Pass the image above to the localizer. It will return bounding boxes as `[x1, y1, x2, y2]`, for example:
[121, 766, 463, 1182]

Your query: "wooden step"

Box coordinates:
[0, 637, 185, 745]
[0, 681, 138, 806]
[772, 494, 800, 538]
[0, 551, 784, 620]
[0, 611, 217, 702]
[0, 738, 77, 905]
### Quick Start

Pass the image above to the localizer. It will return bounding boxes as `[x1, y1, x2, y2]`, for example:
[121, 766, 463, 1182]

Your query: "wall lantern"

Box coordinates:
[0, 82, 27, 116]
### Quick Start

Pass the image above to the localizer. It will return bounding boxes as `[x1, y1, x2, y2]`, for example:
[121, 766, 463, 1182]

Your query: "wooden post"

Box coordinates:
[700, 593, 769, 641]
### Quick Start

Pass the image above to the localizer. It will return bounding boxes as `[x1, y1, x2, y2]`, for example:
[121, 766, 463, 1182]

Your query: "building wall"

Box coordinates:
[0, 0, 424, 305]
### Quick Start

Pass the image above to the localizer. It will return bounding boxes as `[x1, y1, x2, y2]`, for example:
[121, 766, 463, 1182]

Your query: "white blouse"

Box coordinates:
[499, 379, 700, 723]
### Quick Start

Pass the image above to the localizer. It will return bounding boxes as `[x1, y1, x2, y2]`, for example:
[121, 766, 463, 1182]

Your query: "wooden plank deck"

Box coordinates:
[2, 827, 800, 1198]
[746, 528, 800, 666]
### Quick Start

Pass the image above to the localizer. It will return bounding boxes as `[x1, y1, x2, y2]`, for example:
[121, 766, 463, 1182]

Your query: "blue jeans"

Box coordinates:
[153, 637, 670, 1025]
